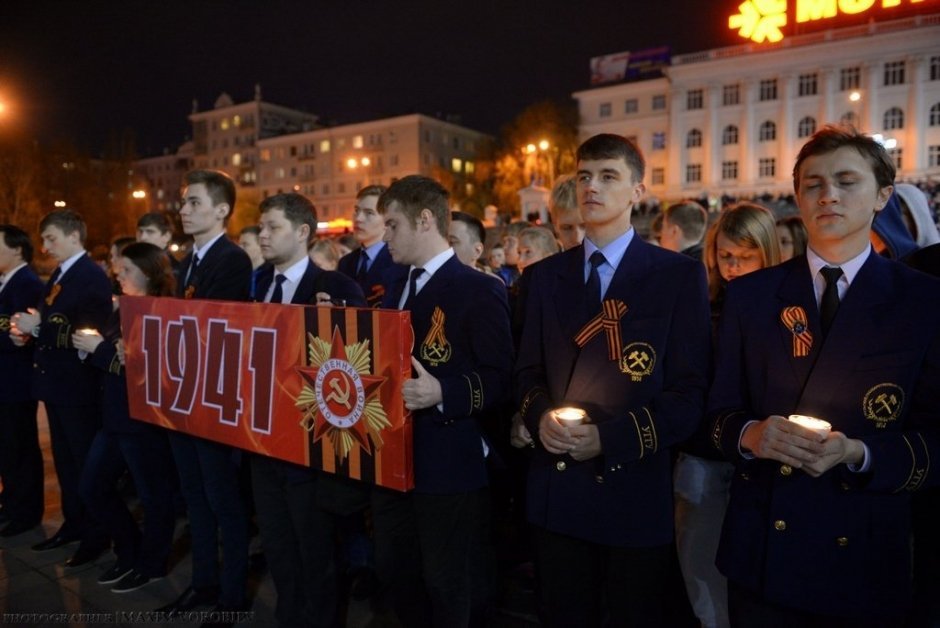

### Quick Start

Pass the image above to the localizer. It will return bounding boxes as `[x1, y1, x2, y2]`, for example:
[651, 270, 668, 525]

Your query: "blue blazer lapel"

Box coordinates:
[254, 266, 274, 303]
[796, 254, 894, 415]
[774, 258, 820, 391]
[293, 260, 319, 304]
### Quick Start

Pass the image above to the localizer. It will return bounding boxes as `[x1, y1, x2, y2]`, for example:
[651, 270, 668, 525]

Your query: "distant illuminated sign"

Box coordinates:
[589, 47, 671, 86]
[729, 0, 930, 43]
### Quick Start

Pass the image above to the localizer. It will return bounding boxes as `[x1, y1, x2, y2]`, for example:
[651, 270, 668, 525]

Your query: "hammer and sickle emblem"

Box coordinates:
[628, 351, 650, 370]
[326, 376, 352, 409]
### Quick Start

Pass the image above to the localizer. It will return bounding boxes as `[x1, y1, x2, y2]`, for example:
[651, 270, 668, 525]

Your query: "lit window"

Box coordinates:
[759, 121, 777, 142]
[840, 67, 860, 91]
[929, 103, 940, 126]
[275, 168, 285, 179]
[722, 161, 738, 181]
[466, 161, 475, 175]
[220, 118, 230, 130]
[759, 79, 778, 102]
[883, 107, 904, 130]
[759, 158, 776, 178]
[452, 158, 463, 173]
[652, 132, 666, 150]
[687, 89, 704, 110]
[884, 61, 906, 86]
[233, 115, 241, 128]
[232, 153, 242, 166]
[722, 125, 739, 145]
[599, 102, 612, 118]
[722, 84, 740, 106]
[353, 135, 364, 149]
[798, 116, 816, 139]
[686, 129, 702, 148]
[320, 140, 330, 153]
[685, 164, 701, 183]
[798, 73, 818, 97]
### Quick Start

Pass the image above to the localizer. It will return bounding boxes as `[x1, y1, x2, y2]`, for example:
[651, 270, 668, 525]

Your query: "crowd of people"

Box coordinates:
[1, 125, 939, 628]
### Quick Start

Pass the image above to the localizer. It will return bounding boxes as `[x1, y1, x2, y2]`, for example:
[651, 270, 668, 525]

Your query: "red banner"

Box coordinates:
[120, 297, 415, 491]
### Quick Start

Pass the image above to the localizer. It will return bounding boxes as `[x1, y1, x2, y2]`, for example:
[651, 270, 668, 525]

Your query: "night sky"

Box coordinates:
[1, 1, 736, 156]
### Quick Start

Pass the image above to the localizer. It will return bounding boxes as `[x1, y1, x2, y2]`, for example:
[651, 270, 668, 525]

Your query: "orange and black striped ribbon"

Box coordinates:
[574, 299, 628, 361]
[780, 306, 813, 357]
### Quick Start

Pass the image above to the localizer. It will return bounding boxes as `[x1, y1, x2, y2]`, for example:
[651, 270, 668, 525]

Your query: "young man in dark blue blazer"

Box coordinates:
[708, 126, 940, 626]
[337, 185, 408, 307]
[515, 134, 711, 627]
[250, 192, 366, 628]
[0, 225, 45, 537]
[158, 170, 253, 622]
[12, 211, 113, 566]
[374, 175, 513, 627]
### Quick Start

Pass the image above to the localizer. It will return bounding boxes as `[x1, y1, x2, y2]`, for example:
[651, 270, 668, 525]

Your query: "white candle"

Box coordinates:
[554, 407, 587, 426]
[788, 414, 832, 437]
[77, 328, 98, 336]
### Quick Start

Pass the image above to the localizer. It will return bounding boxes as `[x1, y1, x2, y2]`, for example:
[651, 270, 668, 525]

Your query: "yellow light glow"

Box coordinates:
[849, 91, 861, 102]
[729, 0, 787, 44]
[361, 157, 371, 167]
[525, 144, 537, 154]
[132, 190, 146, 199]
[54, 200, 66, 207]
[346, 158, 358, 169]
[0, 101, 6, 114]
[538, 140, 550, 151]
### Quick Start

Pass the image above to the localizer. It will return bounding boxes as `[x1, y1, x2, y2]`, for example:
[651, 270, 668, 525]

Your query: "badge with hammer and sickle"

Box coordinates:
[621, 342, 656, 382]
[420, 306, 452, 366]
[863, 383, 904, 428]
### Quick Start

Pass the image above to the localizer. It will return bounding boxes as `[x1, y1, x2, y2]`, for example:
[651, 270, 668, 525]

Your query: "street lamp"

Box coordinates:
[131, 190, 146, 199]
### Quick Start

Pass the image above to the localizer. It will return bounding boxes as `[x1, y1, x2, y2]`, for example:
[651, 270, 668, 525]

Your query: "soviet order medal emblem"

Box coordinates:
[420, 306, 451, 366]
[295, 327, 390, 460]
[621, 342, 655, 382]
[862, 383, 904, 428]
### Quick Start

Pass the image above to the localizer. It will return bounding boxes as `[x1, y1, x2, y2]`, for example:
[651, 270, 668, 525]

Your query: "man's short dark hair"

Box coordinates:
[184, 170, 237, 216]
[664, 200, 708, 242]
[136, 211, 173, 234]
[357, 185, 388, 200]
[793, 125, 896, 192]
[259, 193, 318, 245]
[40, 209, 87, 244]
[239, 225, 260, 238]
[377, 175, 450, 238]
[0, 224, 34, 263]
[577, 134, 645, 183]
[451, 211, 485, 245]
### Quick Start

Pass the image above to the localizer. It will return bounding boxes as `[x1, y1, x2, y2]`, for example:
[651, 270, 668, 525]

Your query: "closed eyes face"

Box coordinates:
[716, 232, 762, 281]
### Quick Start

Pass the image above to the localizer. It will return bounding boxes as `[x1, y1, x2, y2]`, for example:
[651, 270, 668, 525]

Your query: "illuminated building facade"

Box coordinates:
[257, 114, 487, 222]
[575, 14, 940, 201]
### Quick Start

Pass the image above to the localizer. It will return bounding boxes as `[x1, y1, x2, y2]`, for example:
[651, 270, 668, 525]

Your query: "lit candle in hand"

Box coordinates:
[554, 407, 587, 426]
[788, 414, 832, 438]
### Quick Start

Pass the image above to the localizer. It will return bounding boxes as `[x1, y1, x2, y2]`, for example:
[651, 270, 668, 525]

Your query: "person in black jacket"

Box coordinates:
[74, 242, 177, 593]
[0, 225, 45, 537]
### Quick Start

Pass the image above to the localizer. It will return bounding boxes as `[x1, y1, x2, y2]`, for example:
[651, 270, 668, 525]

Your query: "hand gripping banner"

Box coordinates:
[121, 296, 416, 491]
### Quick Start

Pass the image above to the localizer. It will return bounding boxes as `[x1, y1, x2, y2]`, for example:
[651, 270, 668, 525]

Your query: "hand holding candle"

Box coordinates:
[554, 407, 587, 426]
[788, 414, 832, 438]
[71, 328, 103, 357]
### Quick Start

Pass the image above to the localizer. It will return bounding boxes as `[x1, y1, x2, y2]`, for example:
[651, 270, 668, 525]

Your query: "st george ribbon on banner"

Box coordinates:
[120, 296, 416, 491]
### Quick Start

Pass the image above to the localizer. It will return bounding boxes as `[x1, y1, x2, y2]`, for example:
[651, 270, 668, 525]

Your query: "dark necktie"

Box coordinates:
[403, 267, 424, 310]
[269, 273, 287, 304]
[357, 252, 370, 282]
[585, 251, 606, 310]
[185, 253, 200, 287]
[819, 266, 843, 336]
[49, 266, 62, 285]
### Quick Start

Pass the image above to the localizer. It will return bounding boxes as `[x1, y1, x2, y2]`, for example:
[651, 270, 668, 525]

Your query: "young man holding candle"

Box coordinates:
[708, 125, 940, 625]
[514, 134, 711, 626]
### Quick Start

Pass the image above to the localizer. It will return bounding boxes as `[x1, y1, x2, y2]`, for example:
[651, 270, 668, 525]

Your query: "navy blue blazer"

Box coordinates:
[177, 235, 252, 302]
[254, 259, 366, 309]
[338, 244, 408, 308]
[382, 254, 513, 494]
[708, 253, 940, 618]
[32, 254, 112, 405]
[87, 308, 147, 434]
[515, 238, 711, 547]
[0, 266, 44, 404]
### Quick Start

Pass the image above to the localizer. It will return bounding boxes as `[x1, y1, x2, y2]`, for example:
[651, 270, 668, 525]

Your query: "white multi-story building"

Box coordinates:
[575, 14, 940, 202]
[189, 88, 319, 187]
[135, 141, 194, 212]
[257, 114, 488, 222]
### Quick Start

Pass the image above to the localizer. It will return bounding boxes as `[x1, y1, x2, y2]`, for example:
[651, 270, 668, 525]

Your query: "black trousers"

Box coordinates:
[372, 487, 488, 628]
[536, 527, 672, 628]
[0, 400, 44, 525]
[251, 456, 337, 628]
